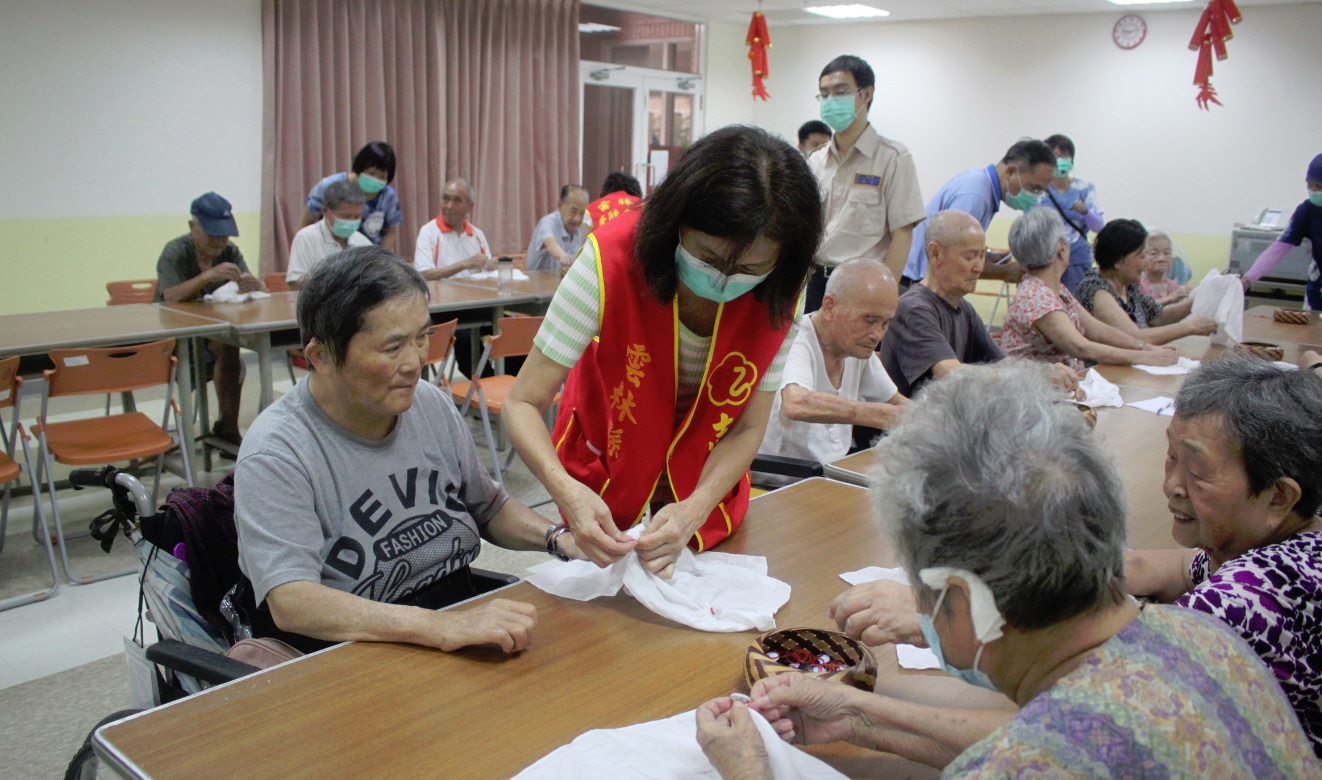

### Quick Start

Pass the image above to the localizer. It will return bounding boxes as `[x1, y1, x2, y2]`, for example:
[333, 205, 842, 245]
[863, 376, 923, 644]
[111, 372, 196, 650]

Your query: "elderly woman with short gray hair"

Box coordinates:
[1000, 209, 1178, 370]
[696, 362, 1315, 778]
[1127, 353, 1322, 758]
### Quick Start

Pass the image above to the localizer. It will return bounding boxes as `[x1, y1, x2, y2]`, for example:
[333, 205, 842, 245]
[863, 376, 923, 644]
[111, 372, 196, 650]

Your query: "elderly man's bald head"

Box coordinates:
[819, 259, 898, 359]
[825, 258, 895, 304]
[925, 210, 983, 254]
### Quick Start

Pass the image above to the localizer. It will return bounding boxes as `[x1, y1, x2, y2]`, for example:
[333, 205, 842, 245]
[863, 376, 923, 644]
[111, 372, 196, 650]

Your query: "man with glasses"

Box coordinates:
[901, 139, 1058, 288]
[806, 55, 925, 313]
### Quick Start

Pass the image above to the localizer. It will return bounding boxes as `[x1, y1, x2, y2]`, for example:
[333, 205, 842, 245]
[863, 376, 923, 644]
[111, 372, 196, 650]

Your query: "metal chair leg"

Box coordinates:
[0, 437, 60, 610]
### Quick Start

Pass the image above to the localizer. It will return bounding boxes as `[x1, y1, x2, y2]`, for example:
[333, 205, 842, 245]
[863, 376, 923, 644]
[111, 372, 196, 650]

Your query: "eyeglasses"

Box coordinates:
[815, 88, 859, 102]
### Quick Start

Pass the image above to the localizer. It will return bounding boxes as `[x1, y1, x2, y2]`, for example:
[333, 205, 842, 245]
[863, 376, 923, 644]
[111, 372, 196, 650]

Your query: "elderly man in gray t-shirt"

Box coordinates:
[234, 247, 583, 654]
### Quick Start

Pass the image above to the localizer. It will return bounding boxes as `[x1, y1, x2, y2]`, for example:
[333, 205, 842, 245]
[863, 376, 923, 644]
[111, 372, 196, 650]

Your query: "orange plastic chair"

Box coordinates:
[450, 316, 554, 483]
[0, 357, 60, 609]
[106, 279, 158, 305]
[34, 339, 192, 584]
[264, 273, 292, 293]
[425, 319, 459, 391]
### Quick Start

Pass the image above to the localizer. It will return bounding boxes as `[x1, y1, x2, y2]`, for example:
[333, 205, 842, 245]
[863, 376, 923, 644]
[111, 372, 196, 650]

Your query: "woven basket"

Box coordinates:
[1273, 308, 1310, 325]
[1235, 341, 1285, 362]
[745, 628, 878, 692]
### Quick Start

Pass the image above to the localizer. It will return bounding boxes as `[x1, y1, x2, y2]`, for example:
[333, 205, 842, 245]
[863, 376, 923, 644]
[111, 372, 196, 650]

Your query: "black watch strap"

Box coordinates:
[544, 525, 573, 561]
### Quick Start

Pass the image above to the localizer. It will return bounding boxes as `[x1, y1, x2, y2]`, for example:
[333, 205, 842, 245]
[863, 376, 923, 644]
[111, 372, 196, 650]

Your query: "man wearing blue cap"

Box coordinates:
[156, 192, 261, 455]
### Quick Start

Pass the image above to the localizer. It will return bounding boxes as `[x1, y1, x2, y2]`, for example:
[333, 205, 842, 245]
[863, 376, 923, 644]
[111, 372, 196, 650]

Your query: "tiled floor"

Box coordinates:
[0, 361, 555, 691]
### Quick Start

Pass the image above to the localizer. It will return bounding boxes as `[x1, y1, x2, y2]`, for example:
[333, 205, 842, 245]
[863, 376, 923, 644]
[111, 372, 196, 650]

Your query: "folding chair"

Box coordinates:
[0, 357, 60, 610]
[106, 280, 157, 306]
[450, 316, 552, 484]
[424, 319, 459, 390]
[262, 274, 308, 383]
[34, 338, 193, 584]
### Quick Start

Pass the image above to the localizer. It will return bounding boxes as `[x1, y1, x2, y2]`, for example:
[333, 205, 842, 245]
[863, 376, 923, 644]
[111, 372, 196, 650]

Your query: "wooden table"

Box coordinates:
[449, 269, 562, 302]
[828, 384, 1182, 551]
[0, 305, 231, 482]
[166, 284, 539, 412]
[1244, 304, 1322, 345]
[95, 479, 1006, 779]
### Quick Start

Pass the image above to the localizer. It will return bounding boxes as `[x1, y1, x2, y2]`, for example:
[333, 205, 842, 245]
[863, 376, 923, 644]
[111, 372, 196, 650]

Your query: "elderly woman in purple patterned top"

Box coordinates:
[1127, 352, 1322, 758]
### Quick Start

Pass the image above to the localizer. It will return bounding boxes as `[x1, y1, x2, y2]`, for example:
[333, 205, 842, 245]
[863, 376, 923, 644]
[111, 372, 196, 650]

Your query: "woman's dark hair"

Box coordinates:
[600, 172, 642, 199]
[297, 246, 428, 365]
[351, 141, 397, 183]
[1043, 133, 1075, 159]
[1092, 219, 1148, 271]
[633, 125, 822, 329]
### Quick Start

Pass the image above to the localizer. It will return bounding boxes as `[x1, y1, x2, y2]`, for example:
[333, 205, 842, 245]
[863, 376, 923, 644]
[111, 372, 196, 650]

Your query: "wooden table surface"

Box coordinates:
[448, 269, 562, 302]
[98, 479, 1007, 780]
[830, 384, 1181, 552]
[1244, 304, 1322, 345]
[0, 305, 228, 357]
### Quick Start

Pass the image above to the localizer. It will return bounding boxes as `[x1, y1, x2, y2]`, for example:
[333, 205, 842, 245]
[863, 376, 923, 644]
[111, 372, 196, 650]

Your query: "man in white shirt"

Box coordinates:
[759, 259, 909, 472]
[413, 179, 494, 280]
[286, 179, 372, 289]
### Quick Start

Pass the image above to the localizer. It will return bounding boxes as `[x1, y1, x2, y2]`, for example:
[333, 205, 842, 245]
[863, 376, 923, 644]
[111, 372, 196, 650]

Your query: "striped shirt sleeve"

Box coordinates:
[533, 240, 802, 392]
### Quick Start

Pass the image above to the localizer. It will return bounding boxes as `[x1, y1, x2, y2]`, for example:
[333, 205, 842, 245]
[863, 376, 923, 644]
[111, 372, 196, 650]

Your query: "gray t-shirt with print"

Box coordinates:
[235, 378, 508, 606]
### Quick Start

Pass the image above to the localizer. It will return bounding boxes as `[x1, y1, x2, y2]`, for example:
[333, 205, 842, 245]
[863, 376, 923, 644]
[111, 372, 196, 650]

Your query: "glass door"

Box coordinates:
[579, 63, 703, 196]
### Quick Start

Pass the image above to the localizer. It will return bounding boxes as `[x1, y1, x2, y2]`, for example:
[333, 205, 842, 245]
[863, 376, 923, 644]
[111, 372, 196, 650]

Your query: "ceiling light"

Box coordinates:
[578, 22, 622, 33]
[803, 5, 891, 19]
[1106, 0, 1193, 5]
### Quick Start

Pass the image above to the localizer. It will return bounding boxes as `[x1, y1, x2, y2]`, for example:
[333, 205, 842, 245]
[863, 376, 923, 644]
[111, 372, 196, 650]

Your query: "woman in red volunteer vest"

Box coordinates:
[507, 126, 823, 578]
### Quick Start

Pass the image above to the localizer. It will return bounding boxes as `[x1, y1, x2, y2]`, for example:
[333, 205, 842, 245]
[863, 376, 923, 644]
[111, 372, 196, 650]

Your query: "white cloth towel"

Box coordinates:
[512, 709, 848, 780]
[837, 566, 940, 670]
[1189, 269, 1244, 346]
[1133, 357, 1200, 375]
[1077, 370, 1123, 408]
[203, 281, 271, 303]
[1125, 396, 1176, 416]
[527, 526, 791, 632]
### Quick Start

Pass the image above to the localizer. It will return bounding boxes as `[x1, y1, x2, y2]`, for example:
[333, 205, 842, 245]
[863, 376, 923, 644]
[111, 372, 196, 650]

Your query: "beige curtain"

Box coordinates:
[260, 0, 581, 272]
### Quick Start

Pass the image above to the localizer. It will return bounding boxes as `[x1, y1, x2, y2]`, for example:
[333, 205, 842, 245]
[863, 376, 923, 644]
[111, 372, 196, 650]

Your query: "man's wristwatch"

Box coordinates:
[545, 525, 574, 561]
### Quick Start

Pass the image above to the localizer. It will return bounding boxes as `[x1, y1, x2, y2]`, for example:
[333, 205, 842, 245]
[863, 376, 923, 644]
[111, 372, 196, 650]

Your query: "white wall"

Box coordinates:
[705, 4, 1322, 243]
[0, 0, 264, 219]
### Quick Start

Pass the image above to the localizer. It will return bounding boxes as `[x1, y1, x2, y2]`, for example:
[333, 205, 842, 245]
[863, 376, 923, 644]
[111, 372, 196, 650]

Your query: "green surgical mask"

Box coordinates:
[1309, 191, 1322, 208]
[331, 217, 361, 239]
[675, 243, 770, 303]
[819, 95, 857, 134]
[357, 173, 387, 194]
[1004, 186, 1039, 212]
[1055, 158, 1074, 177]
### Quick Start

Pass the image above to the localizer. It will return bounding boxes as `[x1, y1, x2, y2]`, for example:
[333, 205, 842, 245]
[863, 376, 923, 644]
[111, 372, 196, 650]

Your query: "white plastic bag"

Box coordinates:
[1189, 269, 1244, 346]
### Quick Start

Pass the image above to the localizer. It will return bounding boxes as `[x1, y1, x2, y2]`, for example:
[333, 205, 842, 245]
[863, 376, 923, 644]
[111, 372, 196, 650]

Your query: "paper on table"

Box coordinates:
[204, 281, 271, 303]
[1132, 357, 1199, 376]
[513, 708, 847, 780]
[1077, 370, 1123, 408]
[468, 269, 530, 281]
[837, 566, 941, 670]
[527, 526, 791, 632]
[1125, 396, 1176, 416]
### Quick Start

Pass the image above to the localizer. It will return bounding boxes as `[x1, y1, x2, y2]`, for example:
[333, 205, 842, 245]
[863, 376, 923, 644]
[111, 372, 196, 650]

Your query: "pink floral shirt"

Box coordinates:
[1001, 275, 1087, 373]
[1139, 275, 1182, 300]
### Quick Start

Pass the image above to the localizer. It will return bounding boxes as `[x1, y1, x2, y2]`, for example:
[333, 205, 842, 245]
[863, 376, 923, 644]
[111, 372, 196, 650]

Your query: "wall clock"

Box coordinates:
[1113, 13, 1147, 50]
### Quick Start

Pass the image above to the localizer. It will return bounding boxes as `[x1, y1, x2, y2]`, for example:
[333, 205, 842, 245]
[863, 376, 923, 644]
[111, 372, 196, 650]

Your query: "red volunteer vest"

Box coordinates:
[588, 191, 641, 231]
[551, 209, 790, 551]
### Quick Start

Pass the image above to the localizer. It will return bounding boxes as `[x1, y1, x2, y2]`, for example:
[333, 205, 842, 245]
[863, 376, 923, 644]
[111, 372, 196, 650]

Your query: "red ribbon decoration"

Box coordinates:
[746, 12, 771, 101]
[1188, 0, 1242, 110]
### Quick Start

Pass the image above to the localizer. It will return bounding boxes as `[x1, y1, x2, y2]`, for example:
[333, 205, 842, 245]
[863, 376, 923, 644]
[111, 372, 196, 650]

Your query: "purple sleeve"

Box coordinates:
[1244, 241, 1293, 283]
[1083, 209, 1104, 233]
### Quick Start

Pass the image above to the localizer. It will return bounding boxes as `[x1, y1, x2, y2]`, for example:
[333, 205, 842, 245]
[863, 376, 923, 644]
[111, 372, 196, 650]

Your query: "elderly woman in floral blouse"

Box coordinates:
[1127, 352, 1322, 758]
[1000, 209, 1177, 370]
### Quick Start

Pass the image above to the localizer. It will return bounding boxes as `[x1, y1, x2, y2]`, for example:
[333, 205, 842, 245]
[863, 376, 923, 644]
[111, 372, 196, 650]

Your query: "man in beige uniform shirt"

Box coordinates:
[806, 54, 925, 313]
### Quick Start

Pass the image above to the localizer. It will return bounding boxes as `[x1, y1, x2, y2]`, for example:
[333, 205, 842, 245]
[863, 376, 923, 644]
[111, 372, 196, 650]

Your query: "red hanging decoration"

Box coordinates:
[1188, 0, 1242, 110]
[746, 12, 771, 101]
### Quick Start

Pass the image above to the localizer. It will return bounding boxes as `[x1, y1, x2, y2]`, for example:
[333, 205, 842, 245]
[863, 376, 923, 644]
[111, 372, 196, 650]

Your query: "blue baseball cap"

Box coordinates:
[190, 192, 239, 237]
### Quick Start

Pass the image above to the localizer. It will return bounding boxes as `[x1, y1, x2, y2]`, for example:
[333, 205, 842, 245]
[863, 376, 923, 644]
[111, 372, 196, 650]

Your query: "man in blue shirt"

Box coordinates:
[901, 139, 1057, 287]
